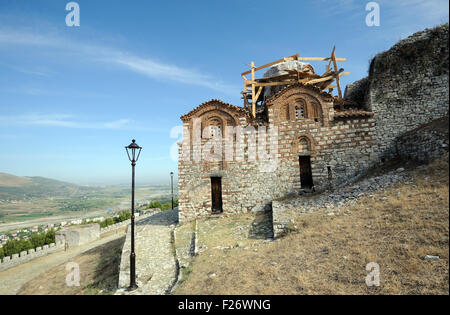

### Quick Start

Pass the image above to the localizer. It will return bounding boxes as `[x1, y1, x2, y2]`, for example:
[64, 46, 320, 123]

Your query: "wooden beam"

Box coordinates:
[331, 47, 343, 103]
[305, 72, 349, 85]
[249, 80, 309, 87]
[251, 61, 256, 118]
[298, 57, 346, 61]
[245, 72, 349, 88]
[254, 86, 263, 104]
[241, 54, 299, 76]
[326, 46, 335, 73]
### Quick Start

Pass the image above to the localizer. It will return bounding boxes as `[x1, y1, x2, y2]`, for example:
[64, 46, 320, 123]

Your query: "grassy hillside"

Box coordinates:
[175, 155, 449, 295]
[0, 173, 87, 201]
[18, 235, 126, 295]
[0, 173, 32, 187]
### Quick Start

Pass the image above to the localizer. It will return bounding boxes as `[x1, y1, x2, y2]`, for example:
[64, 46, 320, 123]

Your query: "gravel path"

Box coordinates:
[116, 209, 178, 295]
[0, 228, 126, 295]
[282, 168, 409, 213]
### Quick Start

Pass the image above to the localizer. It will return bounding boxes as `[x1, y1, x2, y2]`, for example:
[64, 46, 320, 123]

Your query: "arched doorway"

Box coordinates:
[293, 135, 315, 190]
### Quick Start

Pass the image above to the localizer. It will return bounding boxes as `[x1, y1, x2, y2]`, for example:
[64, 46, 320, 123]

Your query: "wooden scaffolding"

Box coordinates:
[241, 47, 349, 118]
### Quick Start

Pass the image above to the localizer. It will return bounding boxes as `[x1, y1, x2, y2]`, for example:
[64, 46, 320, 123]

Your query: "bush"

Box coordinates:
[45, 229, 55, 245]
[98, 211, 131, 228]
[30, 233, 46, 248]
[119, 210, 131, 221]
[148, 201, 162, 209]
[1, 228, 57, 258]
[0, 246, 4, 260]
[145, 199, 178, 211]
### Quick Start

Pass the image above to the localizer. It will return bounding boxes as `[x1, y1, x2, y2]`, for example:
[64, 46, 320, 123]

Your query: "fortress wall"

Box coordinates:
[0, 212, 154, 272]
[395, 116, 449, 163]
[353, 24, 449, 160]
[0, 241, 64, 272]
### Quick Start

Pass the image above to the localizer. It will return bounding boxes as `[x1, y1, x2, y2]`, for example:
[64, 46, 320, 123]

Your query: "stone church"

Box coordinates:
[177, 25, 449, 223]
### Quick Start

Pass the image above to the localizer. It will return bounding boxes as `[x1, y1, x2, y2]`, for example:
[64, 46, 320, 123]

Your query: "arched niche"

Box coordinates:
[290, 133, 317, 155]
[199, 110, 238, 139]
[279, 92, 328, 126]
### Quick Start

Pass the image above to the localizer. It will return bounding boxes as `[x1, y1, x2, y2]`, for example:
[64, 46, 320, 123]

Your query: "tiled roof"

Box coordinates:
[180, 99, 248, 121]
[264, 83, 335, 104]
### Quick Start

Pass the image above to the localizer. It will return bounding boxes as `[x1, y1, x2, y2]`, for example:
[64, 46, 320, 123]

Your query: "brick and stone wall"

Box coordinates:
[178, 88, 377, 223]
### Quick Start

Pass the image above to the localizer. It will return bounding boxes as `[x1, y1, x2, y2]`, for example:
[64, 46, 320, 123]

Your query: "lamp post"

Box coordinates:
[170, 172, 174, 210]
[125, 139, 142, 291]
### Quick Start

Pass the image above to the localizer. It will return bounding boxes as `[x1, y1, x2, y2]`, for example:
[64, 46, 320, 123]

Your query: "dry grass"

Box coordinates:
[17, 236, 125, 295]
[175, 156, 449, 295]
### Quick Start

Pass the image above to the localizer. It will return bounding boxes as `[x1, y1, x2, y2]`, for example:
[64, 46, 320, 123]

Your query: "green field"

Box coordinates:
[0, 173, 176, 228]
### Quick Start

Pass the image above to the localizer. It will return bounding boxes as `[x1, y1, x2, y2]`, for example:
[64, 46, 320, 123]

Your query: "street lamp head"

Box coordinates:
[125, 139, 142, 162]
[170, 172, 174, 176]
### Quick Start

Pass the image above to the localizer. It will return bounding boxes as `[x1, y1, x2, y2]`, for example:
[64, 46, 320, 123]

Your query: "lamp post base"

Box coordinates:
[127, 284, 139, 292]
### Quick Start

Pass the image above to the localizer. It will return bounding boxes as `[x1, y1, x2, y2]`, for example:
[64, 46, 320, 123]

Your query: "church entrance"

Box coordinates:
[299, 156, 313, 189]
[211, 177, 223, 213]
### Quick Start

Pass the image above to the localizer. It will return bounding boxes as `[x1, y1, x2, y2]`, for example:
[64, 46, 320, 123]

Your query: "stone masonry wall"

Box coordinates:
[0, 240, 64, 272]
[396, 116, 449, 163]
[56, 223, 100, 249]
[367, 24, 449, 160]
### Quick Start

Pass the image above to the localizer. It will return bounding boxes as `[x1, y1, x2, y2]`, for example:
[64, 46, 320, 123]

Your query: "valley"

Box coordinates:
[0, 173, 174, 233]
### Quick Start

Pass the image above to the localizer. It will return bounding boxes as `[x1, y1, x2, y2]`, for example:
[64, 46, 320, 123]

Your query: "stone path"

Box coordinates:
[116, 209, 178, 295]
[0, 228, 126, 295]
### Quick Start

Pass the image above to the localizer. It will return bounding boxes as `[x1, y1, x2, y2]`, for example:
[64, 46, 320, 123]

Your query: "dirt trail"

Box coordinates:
[0, 228, 126, 295]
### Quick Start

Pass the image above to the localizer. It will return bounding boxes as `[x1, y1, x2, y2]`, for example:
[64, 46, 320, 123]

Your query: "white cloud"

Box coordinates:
[0, 28, 239, 95]
[0, 113, 133, 130]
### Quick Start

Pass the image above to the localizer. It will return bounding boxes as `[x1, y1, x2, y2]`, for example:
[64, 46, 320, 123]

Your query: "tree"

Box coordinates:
[30, 233, 45, 248]
[3, 240, 20, 257]
[45, 229, 55, 245]
[149, 201, 162, 209]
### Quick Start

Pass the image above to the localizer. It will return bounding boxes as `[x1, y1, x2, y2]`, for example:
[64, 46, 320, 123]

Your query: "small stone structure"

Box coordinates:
[177, 24, 449, 224]
[56, 224, 100, 249]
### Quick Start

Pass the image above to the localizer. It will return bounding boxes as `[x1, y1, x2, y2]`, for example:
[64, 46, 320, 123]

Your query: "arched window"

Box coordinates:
[210, 125, 222, 138]
[206, 118, 223, 138]
[295, 99, 307, 120]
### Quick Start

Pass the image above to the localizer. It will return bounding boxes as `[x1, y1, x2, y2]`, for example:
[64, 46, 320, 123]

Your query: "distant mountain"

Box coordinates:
[0, 173, 32, 187]
[0, 173, 87, 201]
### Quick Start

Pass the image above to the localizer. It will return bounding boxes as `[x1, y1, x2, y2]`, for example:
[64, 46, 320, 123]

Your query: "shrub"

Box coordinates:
[45, 229, 55, 245]
[30, 233, 46, 248]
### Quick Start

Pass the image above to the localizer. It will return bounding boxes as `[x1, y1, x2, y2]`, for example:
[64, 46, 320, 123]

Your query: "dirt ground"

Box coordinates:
[18, 236, 125, 295]
[0, 227, 126, 295]
[175, 156, 449, 295]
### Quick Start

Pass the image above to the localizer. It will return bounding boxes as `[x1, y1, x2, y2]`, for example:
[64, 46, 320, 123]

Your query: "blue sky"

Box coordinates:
[0, 0, 448, 185]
